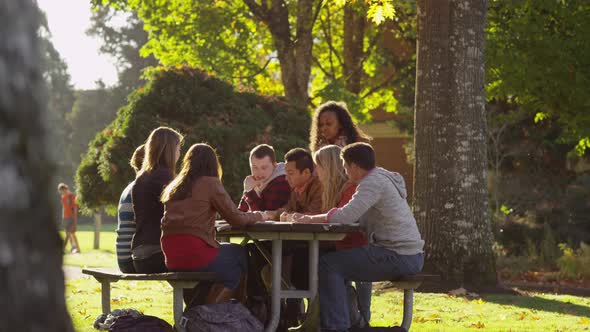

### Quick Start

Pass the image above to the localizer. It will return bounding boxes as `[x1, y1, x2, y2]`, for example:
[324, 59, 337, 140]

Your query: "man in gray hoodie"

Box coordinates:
[294, 142, 424, 331]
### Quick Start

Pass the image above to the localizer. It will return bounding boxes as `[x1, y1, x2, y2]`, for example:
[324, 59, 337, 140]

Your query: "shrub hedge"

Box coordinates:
[76, 67, 309, 213]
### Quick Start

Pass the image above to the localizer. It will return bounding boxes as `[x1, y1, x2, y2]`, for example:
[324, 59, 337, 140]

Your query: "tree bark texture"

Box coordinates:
[0, 1, 74, 330]
[343, 3, 366, 94]
[413, 0, 497, 287]
[243, 0, 315, 105]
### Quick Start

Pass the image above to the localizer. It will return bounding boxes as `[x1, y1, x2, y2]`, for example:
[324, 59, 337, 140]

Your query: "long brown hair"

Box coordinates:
[314, 145, 348, 212]
[138, 127, 183, 178]
[161, 143, 223, 203]
[309, 101, 370, 153]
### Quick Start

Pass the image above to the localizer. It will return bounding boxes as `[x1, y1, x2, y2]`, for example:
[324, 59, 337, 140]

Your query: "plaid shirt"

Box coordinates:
[238, 175, 291, 212]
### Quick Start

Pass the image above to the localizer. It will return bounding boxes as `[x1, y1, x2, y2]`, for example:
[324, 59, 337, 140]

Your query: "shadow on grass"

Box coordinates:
[484, 293, 590, 319]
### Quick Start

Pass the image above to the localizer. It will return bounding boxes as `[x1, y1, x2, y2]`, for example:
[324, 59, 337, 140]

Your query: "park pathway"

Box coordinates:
[63, 265, 84, 279]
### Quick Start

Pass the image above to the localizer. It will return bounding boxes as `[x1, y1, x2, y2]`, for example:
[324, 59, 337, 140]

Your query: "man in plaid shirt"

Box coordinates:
[239, 144, 291, 213]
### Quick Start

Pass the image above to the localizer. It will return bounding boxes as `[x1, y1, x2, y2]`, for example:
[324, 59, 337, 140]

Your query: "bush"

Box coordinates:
[76, 67, 310, 213]
[557, 242, 590, 279]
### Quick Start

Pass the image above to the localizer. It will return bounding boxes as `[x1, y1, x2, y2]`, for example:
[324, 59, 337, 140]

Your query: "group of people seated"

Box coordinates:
[115, 101, 425, 332]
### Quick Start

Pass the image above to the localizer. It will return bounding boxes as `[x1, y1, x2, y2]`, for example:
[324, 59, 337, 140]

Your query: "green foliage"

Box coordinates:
[539, 223, 560, 265]
[564, 174, 590, 242]
[67, 85, 123, 169]
[92, 0, 415, 115]
[76, 67, 309, 212]
[557, 242, 590, 279]
[487, 0, 590, 155]
[87, 6, 158, 94]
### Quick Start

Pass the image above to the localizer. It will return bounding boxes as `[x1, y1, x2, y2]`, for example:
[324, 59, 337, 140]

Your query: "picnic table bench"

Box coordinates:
[82, 268, 215, 328]
[388, 273, 438, 330]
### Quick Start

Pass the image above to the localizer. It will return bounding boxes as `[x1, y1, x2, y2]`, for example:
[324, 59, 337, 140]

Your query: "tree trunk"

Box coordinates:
[343, 3, 366, 94]
[0, 1, 74, 330]
[413, 0, 497, 288]
[243, 0, 315, 106]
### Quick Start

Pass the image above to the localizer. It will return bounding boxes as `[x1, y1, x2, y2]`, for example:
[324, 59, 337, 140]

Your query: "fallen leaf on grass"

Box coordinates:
[78, 309, 86, 316]
[517, 312, 528, 320]
[578, 317, 590, 325]
[468, 322, 485, 329]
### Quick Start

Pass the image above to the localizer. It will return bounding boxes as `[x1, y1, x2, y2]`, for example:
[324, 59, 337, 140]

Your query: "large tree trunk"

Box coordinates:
[0, 1, 74, 330]
[343, 3, 366, 94]
[413, 0, 497, 288]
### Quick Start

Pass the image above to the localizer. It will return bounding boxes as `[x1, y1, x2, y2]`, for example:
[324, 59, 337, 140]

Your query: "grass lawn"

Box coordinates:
[67, 277, 590, 331]
[61, 223, 118, 268]
[64, 226, 590, 331]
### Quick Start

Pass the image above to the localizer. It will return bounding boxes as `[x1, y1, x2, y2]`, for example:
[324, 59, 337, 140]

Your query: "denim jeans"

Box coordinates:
[355, 281, 372, 324]
[319, 245, 424, 330]
[194, 242, 246, 290]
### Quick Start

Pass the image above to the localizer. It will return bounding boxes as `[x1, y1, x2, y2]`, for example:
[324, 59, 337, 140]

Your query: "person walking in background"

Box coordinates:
[58, 183, 80, 254]
[131, 126, 183, 274]
[116, 144, 145, 274]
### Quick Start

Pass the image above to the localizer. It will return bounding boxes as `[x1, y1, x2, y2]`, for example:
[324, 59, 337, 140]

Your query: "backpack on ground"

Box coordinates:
[177, 300, 264, 332]
[109, 314, 173, 332]
[93, 308, 172, 332]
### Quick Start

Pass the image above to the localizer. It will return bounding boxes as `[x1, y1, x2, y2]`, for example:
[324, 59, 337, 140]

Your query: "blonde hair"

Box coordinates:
[138, 127, 183, 178]
[313, 145, 348, 212]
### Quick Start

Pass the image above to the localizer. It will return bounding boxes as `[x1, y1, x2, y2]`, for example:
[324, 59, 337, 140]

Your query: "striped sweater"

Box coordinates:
[116, 182, 136, 265]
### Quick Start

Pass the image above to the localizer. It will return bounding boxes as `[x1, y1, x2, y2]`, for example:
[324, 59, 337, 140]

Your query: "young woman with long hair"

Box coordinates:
[161, 143, 268, 303]
[309, 101, 371, 153]
[131, 126, 183, 273]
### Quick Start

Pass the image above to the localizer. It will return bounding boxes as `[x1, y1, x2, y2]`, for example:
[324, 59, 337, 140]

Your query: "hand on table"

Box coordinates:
[279, 212, 293, 222]
[292, 213, 313, 224]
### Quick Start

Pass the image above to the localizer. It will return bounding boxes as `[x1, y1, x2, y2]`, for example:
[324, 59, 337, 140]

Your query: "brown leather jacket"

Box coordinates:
[161, 176, 263, 248]
[273, 175, 323, 219]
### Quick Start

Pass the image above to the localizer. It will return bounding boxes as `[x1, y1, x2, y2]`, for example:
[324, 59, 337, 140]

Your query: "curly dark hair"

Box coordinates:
[309, 101, 370, 153]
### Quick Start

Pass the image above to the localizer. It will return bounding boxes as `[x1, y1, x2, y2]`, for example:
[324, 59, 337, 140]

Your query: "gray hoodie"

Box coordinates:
[243, 162, 286, 196]
[327, 167, 424, 255]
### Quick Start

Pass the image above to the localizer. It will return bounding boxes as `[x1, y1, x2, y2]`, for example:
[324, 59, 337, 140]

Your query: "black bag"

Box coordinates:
[109, 314, 173, 332]
[178, 300, 264, 332]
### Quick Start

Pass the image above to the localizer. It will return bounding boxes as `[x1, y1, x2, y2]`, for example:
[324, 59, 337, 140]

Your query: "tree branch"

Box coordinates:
[361, 73, 395, 99]
[312, 55, 336, 81]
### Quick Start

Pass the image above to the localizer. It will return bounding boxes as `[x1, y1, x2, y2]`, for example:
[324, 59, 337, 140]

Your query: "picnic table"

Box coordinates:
[83, 221, 428, 331]
[219, 221, 354, 332]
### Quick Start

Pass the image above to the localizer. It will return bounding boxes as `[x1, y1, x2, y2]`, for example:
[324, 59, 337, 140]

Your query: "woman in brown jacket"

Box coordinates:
[161, 143, 268, 302]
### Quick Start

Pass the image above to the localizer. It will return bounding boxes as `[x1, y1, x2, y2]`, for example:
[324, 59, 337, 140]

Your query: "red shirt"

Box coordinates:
[161, 234, 219, 270]
[61, 193, 77, 219]
[335, 183, 368, 251]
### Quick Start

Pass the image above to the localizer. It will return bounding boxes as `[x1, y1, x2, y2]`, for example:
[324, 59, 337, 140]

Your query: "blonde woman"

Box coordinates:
[131, 126, 183, 273]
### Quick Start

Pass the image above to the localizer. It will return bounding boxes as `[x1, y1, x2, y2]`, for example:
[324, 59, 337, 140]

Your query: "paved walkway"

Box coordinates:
[63, 265, 85, 279]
